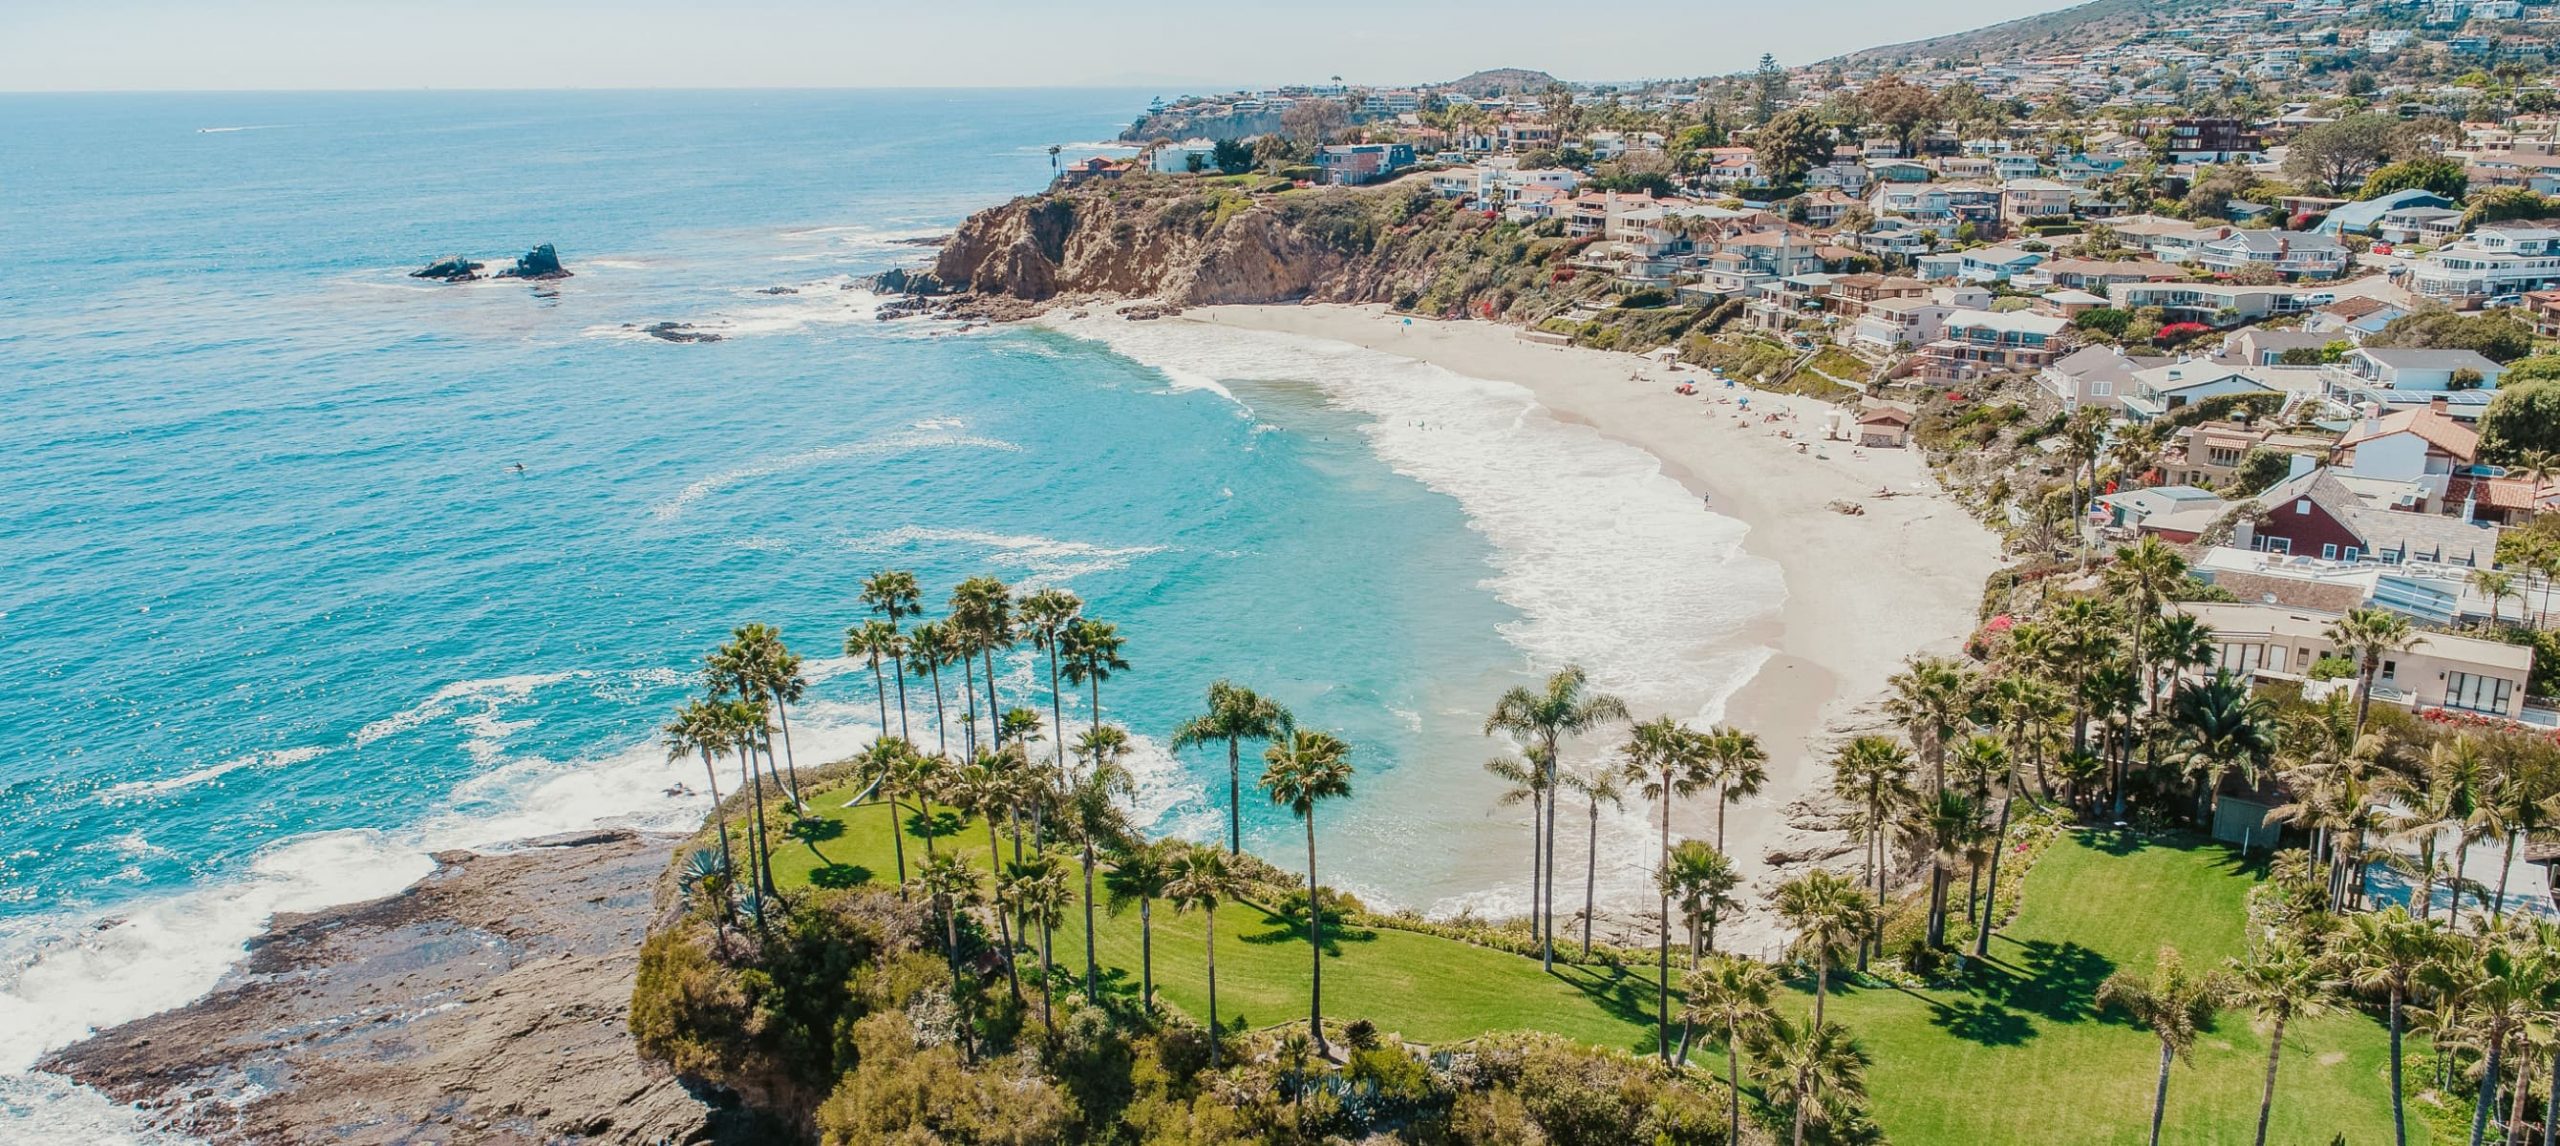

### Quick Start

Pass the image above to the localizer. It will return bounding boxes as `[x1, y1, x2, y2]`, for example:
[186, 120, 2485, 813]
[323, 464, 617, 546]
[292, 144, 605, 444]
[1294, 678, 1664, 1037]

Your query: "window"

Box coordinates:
[2343, 547, 2361, 562]
[2445, 671, 2515, 714]
[2322, 543, 2339, 559]
[2381, 659, 2398, 681]
[2091, 381, 2113, 396]
[2296, 499, 2312, 515]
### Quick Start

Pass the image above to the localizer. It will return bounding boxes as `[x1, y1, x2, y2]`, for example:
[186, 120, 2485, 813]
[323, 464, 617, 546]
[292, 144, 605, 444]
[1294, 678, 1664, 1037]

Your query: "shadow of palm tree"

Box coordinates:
[1547, 959, 1673, 1041]
[1927, 997, 2036, 1046]
[905, 809, 965, 842]
[809, 863, 872, 889]
[788, 819, 845, 843]
[1980, 936, 2114, 1021]
[1237, 901, 1376, 955]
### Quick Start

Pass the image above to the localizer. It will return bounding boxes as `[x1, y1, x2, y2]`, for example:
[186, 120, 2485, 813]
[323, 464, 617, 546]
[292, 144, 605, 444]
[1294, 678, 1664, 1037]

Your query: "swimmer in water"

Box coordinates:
[511, 463, 526, 475]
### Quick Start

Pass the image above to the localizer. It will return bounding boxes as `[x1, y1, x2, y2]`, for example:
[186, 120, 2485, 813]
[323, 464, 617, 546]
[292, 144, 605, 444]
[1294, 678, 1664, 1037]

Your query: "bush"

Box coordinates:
[2307, 654, 2356, 681]
[2075, 307, 2133, 338]
[1617, 287, 1672, 309]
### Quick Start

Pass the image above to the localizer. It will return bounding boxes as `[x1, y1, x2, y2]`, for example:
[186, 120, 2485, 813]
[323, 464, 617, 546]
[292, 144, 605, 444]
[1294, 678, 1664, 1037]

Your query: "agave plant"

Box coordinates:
[678, 847, 731, 906]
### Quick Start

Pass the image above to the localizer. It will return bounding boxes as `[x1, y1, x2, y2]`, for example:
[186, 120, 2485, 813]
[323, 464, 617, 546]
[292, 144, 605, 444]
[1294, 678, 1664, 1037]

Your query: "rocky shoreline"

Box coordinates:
[40, 829, 756, 1145]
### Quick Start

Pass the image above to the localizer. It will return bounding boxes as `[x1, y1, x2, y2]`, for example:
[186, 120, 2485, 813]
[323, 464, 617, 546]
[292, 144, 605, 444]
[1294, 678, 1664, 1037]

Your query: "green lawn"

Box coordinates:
[746, 795, 2413, 1145]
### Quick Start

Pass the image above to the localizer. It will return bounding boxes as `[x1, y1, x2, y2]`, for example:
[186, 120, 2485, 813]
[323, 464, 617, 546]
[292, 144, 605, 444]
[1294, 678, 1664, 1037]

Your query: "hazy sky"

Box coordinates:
[0, 0, 2070, 92]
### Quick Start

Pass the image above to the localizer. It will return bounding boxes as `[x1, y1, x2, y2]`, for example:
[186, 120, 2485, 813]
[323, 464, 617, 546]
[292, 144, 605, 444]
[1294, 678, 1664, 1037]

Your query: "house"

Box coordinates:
[2176, 600, 2532, 719]
[2238, 466, 2503, 566]
[1150, 138, 1221, 174]
[2193, 229, 2350, 280]
[1914, 251, 1965, 281]
[1057, 155, 1135, 186]
[2339, 348, 2507, 392]
[2157, 117, 2264, 162]
[1858, 404, 1916, 448]
[2527, 291, 2560, 339]
[2315, 189, 2458, 237]
[1917, 309, 2071, 378]
[2000, 179, 2078, 225]
[2093, 485, 2231, 541]
[1315, 143, 1416, 186]
[2219, 328, 2343, 366]
[2305, 296, 2409, 343]
[2408, 226, 2560, 306]
[2118, 363, 2280, 422]
[2040, 344, 2171, 413]
[2102, 215, 2229, 263]
[2376, 206, 2465, 247]
[1806, 163, 1873, 195]
[1958, 246, 2047, 283]
[2162, 419, 2327, 491]
[2330, 399, 2482, 509]
[2110, 280, 2339, 324]
[1992, 154, 2045, 181]
[1704, 147, 1759, 185]
[1870, 160, 1933, 183]
[2039, 257, 2186, 290]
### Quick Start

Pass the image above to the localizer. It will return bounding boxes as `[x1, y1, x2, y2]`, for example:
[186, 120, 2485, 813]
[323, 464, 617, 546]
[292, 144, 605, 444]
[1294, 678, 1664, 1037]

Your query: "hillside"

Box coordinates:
[1441, 67, 1562, 97]
[1831, 0, 2218, 66]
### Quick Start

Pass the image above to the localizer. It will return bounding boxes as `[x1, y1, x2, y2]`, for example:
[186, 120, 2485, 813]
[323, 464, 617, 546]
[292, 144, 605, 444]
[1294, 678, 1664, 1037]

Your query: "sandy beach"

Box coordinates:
[1187, 304, 2008, 942]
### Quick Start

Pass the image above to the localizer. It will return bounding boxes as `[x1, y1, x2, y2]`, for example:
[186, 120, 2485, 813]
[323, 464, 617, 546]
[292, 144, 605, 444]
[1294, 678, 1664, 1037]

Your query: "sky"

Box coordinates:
[0, 0, 2076, 93]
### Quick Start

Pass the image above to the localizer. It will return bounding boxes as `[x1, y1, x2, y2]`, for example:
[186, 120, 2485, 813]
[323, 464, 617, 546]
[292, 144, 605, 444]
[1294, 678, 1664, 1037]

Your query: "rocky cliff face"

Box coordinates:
[919, 176, 1561, 318]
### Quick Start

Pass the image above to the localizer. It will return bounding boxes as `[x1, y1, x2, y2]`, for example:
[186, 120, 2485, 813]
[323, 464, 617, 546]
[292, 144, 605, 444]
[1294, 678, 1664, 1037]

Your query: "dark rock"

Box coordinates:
[753, 286, 798, 295]
[493, 243, 571, 281]
[409, 255, 484, 282]
[639, 321, 723, 344]
[869, 266, 949, 296]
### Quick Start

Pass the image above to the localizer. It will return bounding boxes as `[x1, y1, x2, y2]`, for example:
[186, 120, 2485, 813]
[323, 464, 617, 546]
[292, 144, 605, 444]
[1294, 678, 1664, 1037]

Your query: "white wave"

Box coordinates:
[99, 746, 328, 802]
[195, 124, 283, 134]
[651, 431, 1022, 522]
[844, 525, 1166, 588]
[352, 672, 575, 748]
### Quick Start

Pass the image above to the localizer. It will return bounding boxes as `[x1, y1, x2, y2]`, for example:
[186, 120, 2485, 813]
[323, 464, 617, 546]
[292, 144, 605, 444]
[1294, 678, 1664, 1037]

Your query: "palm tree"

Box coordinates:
[1699, 726, 1770, 851]
[1104, 839, 1177, 1011]
[2227, 935, 2339, 1146]
[1170, 681, 1294, 855]
[1771, 868, 1873, 1028]
[1886, 655, 1976, 793]
[1060, 617, 1128, 738]
[1018, 588, 1083, 778]
[2392, 760, 2466, 921]
[2326, 607, 2416, 735]
[1682, 954, 1782, 1145]
[1483, 750, 1549, 929]
[663, 700, 738, 929]
[1623, 715, 1702, 1061]
[950, 577, 1014, 751]
[1165, 844, 1244, 1067]
[1831, 735, 1916, 970]
[1261, 728, 1355, 1055]
[1486, 666, 1630, 971]
[2050, 597, 2124, 755]
[845, 619, 903, 743]
[1982, 672, 2065, 797]
[1662, 840, 1740, 968]
[713, 624, 808, 805]
[859, 570, 922, 741]
[2482, 740, 2556, 923]
[917, 850, 978, 984]
[1755, 1016, 1873, 1146]
[950, 758, 1024, 1003]
[2172, 669, 2278, 829]
[856, 737, 918, 892]
[1001, 852, 1073, 1032]
[905, 619, 961, 759]
[2469, 567, 2518, 632]
[1064, 725, 1135, 1003]
[2097, 945, 2228, 1146]
[2437, 940, 2549, 1146]
[2343, 906, 2448, 1146]
[1560, 762, 1626, 960]
[1903, 788, 1983, 949]
[2108, 536, 2190, 710]
[715, 696, 779, 908]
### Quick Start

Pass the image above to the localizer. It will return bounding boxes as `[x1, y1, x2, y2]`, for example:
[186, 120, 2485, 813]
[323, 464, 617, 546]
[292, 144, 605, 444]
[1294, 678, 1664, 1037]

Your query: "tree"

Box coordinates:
[917, 851, 979, 993]
[2232, 448, 2294, 496]
[1753, 53, 1790, 123]
[2326, 607, 2416, 734]
[2282, 113, 2401, 192]
[1699, 726, 1769, 850]
[1887, 655, 1977, 793]
[1059, 617, 1128, 739]
[1103, 840, 1177, 1011]
[2463, 186, 2555, 229]
[950, 578, 1015, 757]
[1209, 137, 1255, 175]
[2226, 936, 2339, 1146]
[2369, 309, 2535, 363]
[1771, 868, 1874, 1029]
[1755, 108, 1834, 186]
[2100, 946, 2228, 1146]
[1000, 851, 1072, 1032]
[1164, 844, 1244, 1068]
[2478, 380, 2560, 465]
[859, 570, 922, 742]
[1063, 727, 1135, 1002]
[845, 620, 904, 753]
[1018, 588, 1083, 779]
[2360, 156, 2467, 200]
[2342, 906, 2448, 1146]
[663, 700, 740, 934]
[1171, 681, 1294, 856]
[1486, 666, 1630, 972]
[905, 619, 960, 758]
[1281, 97, 1352, 147]
[2171, 670, 2277, 829]
[855, 738, 918, 892]
[710, 624, 808, 806]
[1682, 955, 1781, 1144]
[2472, 568, 2519, 632]
[1754, 1017, 1873, 1146]
[1830, 735, 1917, 970]
[1560, 762, 1626, 959]
[1483, 749, 1550, 942]
[1662, 840, 1740, 969]
[1623, 715, 1701, 1062]
[1260, 728, 1355, 1054]
[1861, 74, 1937, 154]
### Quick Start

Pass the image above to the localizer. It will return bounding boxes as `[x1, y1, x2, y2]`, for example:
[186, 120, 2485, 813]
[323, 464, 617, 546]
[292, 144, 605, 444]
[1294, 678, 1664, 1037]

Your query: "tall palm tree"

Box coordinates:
[1983, 671, 2065, 797]
[859, 570, 922, 741]
[2108, 537, 2190, 711]
[917, 851, 978, 986]
[1170, 681, 1294, 855]
[2172, 669, 2278, 829]
[950, 577, 1014, 751]
[1624, 715, 1702, 1061]
[1771, 868, 1874, 1029]
[949, 759, 1024, 1003]
[1662, 840, 1740, 968]
[1104, 839, 1176, 1011]
[1682, 954, 1782, 1145]
[1165, 845, 1244, 1067]
[1261, 729, 1355, 1055]
[714, 624, 808, 805]
[1886, 655, 1976, 794]
[2098, 945, 2228, 1146]
[1754, 1016, 1873, 1146]
[845, 619, 903, 742]
[712, 695, 780, 909]
[2437, 940, 2550, 1146]
[905, 619, 960, 759]
[1060, 617, 1129, 739]
[2227, 935, 2339, 1146]
[1001, 852, 1073, 1032]
[663, 700, 738, 929]
[1831, 735, 1916, 970]
[1486, 666, 1630, 972]
[1482, 750, 1549, 929]
[2392, 760, 2467, 921]
[2483, 739, 2556, 923]
[2469, 567, 2518, 632]
[1018, 588, 1084, 779]
[1561, 762, 1626, 960]
[2343, 906, 2449, 1146]
[2047, 597, 2123, 754]
[1902, 788, 1983, 949]
[1065, 725, 1135, 1003]
[1699, 726, 1770, 851]
[2326, 607, 2417, 735]
[857, 737, 918, 892]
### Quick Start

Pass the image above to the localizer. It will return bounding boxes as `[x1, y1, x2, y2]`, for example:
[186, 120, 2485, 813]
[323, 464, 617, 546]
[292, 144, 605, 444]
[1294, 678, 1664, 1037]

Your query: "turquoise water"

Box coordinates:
[0, 91, 1779, 1133]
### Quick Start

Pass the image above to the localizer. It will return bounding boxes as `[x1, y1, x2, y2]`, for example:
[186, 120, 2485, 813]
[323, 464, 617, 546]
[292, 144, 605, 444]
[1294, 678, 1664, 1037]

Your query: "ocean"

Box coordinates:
[0, 89, 1776, 1135]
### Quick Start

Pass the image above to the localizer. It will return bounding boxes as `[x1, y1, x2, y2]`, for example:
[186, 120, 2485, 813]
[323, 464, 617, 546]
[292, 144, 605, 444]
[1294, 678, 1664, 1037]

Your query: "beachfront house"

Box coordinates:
[1916, 309, 2069, 378]
[2039, 344, 2170, 413]
[2192, 229, 2351, 280]
[1958, 246, 2046, 284]
[2175, 600, 2533, 720]
[2408, 226, 2560, 306]
[2117, 363, 2277, 422]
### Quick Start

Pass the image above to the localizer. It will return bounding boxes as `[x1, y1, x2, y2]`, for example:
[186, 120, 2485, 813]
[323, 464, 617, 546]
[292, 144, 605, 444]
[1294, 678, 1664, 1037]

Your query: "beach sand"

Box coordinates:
[1188, 304, 2007, 947]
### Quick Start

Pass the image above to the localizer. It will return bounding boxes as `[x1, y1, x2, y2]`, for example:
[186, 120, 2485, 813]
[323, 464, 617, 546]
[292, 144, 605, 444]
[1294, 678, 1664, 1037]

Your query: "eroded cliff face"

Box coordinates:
[922, 176, 1529, 315]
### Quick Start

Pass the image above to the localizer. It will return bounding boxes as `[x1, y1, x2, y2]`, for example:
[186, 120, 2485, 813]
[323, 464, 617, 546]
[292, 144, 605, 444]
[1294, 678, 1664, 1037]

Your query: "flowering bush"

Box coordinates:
[2155, 322, 2212, 346]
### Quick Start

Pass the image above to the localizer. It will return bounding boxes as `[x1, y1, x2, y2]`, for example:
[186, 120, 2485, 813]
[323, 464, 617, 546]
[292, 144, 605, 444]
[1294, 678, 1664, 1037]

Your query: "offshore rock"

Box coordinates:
[493, 242, 571, 281]
[409, 255, 484, 282]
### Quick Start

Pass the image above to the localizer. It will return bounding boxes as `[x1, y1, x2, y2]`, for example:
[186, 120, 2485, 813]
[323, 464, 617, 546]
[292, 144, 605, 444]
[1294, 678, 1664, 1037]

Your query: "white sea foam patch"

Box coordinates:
[353, 672, 576, 748]
[652, 429, 1023, 522]
[578, 281, 901, 343]
[1053, 317, 1786, 725]
[100, 745, 330, 802]
[845, 526, 1167, 588]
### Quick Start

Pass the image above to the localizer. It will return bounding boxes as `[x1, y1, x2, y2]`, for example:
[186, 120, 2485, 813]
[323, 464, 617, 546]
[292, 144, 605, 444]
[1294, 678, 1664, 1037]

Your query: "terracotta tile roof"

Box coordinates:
[2336, 407, 2480, 462]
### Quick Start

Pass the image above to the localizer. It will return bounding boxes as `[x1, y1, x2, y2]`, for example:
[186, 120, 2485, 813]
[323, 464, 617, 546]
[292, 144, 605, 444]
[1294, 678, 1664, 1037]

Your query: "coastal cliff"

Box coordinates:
[910, 173, 1612, 321]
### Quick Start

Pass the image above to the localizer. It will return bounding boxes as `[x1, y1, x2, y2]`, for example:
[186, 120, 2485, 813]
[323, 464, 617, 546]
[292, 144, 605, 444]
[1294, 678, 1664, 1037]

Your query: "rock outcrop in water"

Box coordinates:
[494, 242, 571, 281]
[409, 255, 485, 282]
[410, 244, 570, 284]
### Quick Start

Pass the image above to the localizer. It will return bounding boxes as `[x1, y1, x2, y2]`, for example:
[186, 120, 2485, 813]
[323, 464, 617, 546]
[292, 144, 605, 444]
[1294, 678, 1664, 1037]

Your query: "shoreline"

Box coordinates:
[1185, 304, 2007, 941]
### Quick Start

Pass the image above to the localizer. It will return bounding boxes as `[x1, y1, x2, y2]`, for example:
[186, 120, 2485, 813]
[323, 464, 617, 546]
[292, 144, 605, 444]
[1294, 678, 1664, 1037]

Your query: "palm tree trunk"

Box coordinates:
[1542, 745, 1560, 971]
[698, 748, 736, 926]
[1967, 860, 1982, 924]
[1976, 796, 2011, 957]
[1728, 1033, 1745, 1146]
[2150, 1041, 2174, 1146]
[2539, 1044, 2555, 1146]
[1226, 737, 1243, 854]
[2473, 1031, 2504, 1146]
[2508, 1045, 2534, 1146]
[1138, 896, 1155, 1009]
[1087, 669, 1102, 742]
[869, 660, 890, 743]
[1814, 955, 1830, 1029]
[2454, 839, 2473, 930]
[959, 655, 980, 760]
[2416, 841, 2437, 920]
[2255, 1011, 2288, 1146]
[1582, 798, 1599, 959]
[743, 747, 777, 900]
[926, 662, 948, 757]
[1046, 646, 1067, 780]
[2389, 987, 2408, 1146]
[888, 778, 909, 894]
[983, 650, 1002, 751]
[890, 650, 912, 743]
[1038, 915, 1054, 1032]
[1716, 783, 1730, 851]
[1205, 909, 1222, 1068]
[986, 817, 1021, 1004]
[1658, 784, 1673, 1064]
[2495, 833, 2518, 922]
[1082, 842, 1099, 1003]
[772, 695, 803, 803]
[1305, 816, 1327, 1054]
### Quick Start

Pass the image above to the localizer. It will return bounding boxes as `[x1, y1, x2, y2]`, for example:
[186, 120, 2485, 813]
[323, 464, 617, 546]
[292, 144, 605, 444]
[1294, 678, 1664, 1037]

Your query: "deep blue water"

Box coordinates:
[0, 90, 1547, 1124]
